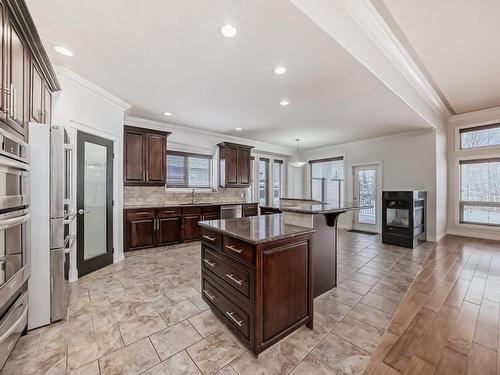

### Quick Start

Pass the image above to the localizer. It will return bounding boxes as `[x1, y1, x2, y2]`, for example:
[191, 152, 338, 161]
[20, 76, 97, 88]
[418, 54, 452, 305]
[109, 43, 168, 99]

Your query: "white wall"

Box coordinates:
[292, 129, 442, 241]
[53, 67, 131, 276]
[447, 107, 500, 241]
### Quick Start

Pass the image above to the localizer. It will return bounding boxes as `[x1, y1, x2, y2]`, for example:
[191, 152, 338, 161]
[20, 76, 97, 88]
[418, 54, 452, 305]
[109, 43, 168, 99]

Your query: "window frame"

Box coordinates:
[458, 157, 500, 227]
[258, 157, 270, 206]
[459, 123, 500, 151]
[166, 150, 213, 189]
[309, 156, 344, 203]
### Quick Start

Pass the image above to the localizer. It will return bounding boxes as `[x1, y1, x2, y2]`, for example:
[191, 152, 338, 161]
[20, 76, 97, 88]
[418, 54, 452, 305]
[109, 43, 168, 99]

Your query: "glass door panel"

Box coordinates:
[353, 164, 380, 232]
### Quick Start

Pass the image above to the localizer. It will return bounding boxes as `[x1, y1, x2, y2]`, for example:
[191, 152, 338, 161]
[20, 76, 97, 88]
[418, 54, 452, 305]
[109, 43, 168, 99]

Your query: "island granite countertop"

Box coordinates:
[198, 213, 315, 245]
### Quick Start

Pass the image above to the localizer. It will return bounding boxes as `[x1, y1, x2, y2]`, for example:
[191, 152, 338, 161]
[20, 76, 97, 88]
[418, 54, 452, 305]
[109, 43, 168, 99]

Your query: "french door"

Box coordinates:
[76, 131, 114, 277]
[352, 164, 380, 233]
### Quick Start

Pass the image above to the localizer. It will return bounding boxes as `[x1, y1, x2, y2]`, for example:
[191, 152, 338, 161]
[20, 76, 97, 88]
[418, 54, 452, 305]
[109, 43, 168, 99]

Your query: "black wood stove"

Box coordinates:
[382, 191, 426, 248]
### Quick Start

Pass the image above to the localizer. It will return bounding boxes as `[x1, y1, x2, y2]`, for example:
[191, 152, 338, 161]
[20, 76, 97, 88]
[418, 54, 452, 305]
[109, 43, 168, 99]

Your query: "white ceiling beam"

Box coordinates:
[290, 0, 450, 130]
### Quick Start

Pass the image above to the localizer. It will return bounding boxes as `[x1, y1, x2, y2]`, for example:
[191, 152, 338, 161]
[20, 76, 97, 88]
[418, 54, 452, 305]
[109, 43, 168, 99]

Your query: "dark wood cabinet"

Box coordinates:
[124, 126, 169, 186]
[242, 203, 258, 217]
[125, 204, 222, 251]
[0, 1, 59, 139]
[218, 142, 253, 188]
[157, 217, 182, 245]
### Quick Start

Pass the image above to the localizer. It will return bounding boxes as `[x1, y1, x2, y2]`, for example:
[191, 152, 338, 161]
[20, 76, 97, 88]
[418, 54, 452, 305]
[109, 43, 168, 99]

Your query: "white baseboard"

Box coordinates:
[69, 269, 78, 283]
[446, 228, 500, 242]
[114, 253, 125, 264]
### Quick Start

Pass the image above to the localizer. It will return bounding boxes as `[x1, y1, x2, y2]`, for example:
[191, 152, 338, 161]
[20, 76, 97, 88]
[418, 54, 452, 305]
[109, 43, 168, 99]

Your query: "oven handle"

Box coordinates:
[0, 153, 29, 171]
[0, 213, 30, 231]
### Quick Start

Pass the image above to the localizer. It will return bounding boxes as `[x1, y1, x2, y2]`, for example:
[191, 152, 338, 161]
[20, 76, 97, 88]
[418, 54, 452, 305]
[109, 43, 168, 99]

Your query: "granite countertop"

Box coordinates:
[124, 201, 259, 209]
[198, 214, 315, 245]
[260, 199, 369, 214]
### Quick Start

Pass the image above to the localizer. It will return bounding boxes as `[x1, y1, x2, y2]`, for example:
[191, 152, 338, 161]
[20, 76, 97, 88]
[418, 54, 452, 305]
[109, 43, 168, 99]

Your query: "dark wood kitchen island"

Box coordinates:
[261, 199, 367, 297]
[198, 214, 315, 355]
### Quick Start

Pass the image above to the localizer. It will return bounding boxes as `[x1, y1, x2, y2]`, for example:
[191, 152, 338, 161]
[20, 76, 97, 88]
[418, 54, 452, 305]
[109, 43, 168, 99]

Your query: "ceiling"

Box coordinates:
[27, 0, 431, 148]
[378, 0, 500, 115]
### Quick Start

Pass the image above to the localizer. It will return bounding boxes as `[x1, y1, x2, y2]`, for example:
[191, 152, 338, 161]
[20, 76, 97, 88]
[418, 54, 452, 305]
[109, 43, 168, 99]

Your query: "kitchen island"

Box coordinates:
[261, 198, 367, 297]
[198, 214, 315, 355]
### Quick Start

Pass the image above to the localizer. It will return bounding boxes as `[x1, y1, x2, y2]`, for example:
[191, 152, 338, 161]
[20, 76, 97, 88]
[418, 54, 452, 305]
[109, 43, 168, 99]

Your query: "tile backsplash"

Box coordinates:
[124, 186, 248, 206]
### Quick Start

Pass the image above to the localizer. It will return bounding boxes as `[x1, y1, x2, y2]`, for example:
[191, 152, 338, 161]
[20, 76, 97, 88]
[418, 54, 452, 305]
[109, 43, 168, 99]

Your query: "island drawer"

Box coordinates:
[202, 275, 251, 339]
[203, 205, 219, 214]
[223, 236, 255, 266]
[202, 245, 252, 300]
[201, 228, 222, 249]
[182, 206, 202, 215]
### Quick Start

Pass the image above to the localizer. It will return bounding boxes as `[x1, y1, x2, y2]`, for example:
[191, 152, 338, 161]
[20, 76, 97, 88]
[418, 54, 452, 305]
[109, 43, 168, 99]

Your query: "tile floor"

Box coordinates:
[2, 231, 437, 375]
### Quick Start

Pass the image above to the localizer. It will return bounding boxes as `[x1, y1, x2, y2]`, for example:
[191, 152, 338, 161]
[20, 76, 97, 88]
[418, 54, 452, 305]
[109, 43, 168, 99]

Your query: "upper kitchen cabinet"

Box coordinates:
[0, 0, 60, 139]
[218, 142, 253, 187]
[124, 126, 170, 186]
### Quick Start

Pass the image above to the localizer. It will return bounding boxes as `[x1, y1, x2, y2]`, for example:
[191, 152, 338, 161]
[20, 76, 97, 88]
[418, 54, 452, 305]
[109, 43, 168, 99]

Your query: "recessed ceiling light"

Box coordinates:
[220, 24, 238, 38]
[273, 66, 287, 75]
[280, 100, 290, 106]
[54, 46, 73, 56]
[235, 127, 242, 131]
[163, 112, 173, 116]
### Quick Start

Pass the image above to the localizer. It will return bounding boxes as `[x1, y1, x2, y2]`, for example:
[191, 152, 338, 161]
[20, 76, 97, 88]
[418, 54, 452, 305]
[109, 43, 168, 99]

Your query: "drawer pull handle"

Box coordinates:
[226, 245, 243, 254]
[225, 273, 243, 285]
[203, 235, 216, 242]
[135, 212, 151, 215]
[203, 258, 216, 268]
[160, 210, 176, 214]
[203, 289, 215, 300]
[226, 311, 243, 327]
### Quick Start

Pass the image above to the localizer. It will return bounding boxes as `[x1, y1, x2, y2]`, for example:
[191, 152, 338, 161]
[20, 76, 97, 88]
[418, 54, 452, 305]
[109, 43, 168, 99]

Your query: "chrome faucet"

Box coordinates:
[191, 189, 199, 204]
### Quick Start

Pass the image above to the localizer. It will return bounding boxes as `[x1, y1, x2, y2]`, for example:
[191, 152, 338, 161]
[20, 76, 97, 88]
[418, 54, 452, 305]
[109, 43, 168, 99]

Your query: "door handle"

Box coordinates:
[78, 209, 90, 215]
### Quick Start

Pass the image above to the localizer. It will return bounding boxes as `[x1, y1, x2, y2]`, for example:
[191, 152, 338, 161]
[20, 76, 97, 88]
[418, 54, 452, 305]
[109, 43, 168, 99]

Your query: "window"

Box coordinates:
[310, 157, 344, 204]
[273, 160, 283, 205]
[258, 158, 269, 205]
[166, 151, 212, 188]
[460, 123, 500, 149]
[460, 158, 500, 226]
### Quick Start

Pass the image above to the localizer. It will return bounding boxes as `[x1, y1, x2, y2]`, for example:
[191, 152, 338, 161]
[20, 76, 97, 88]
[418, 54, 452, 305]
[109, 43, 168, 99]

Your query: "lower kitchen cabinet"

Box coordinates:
[124, 205, 224, 251]
[157, 216, 182, 245]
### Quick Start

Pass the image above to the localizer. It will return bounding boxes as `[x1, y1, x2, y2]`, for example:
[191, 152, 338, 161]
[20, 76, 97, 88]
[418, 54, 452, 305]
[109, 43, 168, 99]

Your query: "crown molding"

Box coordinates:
[448, 105, 500, 127]
[125, 116, 295, 156]
[55, 66, 131, 112]
[337, 0, 450, 120]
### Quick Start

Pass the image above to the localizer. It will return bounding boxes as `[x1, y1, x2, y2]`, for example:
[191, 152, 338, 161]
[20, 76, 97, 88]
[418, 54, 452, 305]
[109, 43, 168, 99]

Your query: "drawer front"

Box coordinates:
[223, 236, 255, 265]
[201, 228, 222, 249]
[242, 203, 257, 211]
[202, 275, 251, 338]
[156, 207, 182, 217]
[202, 246, 252, 299]
[203, 205, 219, 214]
[182, 206, 202, 215]
[126, 209, 155, 220]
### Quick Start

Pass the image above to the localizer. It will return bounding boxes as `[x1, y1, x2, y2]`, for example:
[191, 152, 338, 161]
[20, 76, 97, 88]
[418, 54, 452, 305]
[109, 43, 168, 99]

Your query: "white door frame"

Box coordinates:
[350, 162, 383, 233]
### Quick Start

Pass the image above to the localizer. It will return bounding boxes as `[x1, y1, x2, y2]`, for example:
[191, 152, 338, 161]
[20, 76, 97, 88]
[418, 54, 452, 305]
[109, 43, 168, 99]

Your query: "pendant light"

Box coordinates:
[289, 139, 306, 168]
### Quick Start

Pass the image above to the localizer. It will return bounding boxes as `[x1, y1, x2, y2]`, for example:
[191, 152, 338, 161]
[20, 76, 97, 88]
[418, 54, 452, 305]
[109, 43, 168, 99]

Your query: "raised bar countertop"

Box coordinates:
[260, 199, 368, 214]
[124, 201, 259, 209]
[198, 213, 315, 244]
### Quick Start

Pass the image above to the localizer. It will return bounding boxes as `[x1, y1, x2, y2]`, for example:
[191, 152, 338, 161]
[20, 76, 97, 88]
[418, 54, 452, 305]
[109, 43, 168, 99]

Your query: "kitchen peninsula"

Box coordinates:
[261, 198, 367, 297]
[198, 214, 315, 355]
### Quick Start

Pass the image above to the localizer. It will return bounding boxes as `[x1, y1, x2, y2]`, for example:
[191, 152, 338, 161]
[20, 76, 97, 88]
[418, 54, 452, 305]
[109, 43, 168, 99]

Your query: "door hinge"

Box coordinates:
[112, 200, 115, 206]
[112, 247, 114, 254]
[112, 152, 115, 160]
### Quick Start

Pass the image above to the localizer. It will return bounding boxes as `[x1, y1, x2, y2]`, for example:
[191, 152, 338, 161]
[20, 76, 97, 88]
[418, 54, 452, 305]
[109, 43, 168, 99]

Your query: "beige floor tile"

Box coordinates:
[38, 314, 94, 353]
[311, 333, 370, 375]
[150, 320, 203, 360]
[133, 294, 173, 316]
[289, 355, 336, 375]
[346, 303, 393, 331]
[189, 310, 223, 338]
[333, 316, 384, 353]
[142, 350, 201, 375]
[190, 294, 210, 311]
[118, 311, 167, 345]
[93, 303, 137, 332]
[187, 331, 244, 375]
[159, 299, 201, 326]
[314, 296, 352, 321]
[98, 338, 160, 375]
[68, 360, 100, 375]
[231, 348, 294, 375]
[164, 285, 200, 303]
[215, 366, 238, 375]
[1, 346, 67, 375]
[8, 333, 40, 360]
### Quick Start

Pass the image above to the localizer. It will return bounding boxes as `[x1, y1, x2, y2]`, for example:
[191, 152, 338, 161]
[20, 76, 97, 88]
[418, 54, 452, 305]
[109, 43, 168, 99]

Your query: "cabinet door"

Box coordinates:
[7, 20, 26, 133]
[30, 62, 43, 123]
[146, 133, 165, 184]
[128, 218, 155, 250]
[124, 129, 145, 184]
[237, 147, 251, 185]
[225, 145, 238, 185]
[43, 83, 52, 125]
[182, 215, 202, 241]
[203, 212, 219, 221]
[157, 217, 181, 245]
[0, 2, 6, 124]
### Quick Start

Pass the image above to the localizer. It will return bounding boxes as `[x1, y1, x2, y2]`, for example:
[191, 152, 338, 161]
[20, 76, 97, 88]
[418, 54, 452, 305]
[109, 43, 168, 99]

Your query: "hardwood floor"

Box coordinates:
[364, 235, 500, 375]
